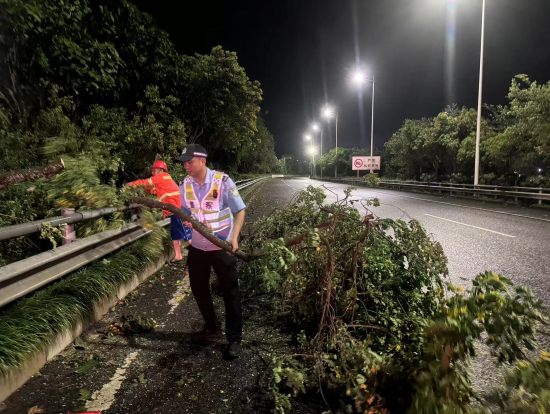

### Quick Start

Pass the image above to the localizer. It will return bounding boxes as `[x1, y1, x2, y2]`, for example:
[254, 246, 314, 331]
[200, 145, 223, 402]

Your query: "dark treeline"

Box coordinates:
[316, 75, 549, 187]
[383, 75, 550, 187]
[0, 0, 280, 183]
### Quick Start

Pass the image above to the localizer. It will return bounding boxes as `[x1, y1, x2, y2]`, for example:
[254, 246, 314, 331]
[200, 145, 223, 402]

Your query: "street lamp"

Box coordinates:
[474, 0, 486, 186]
[310, 122, 324, 177]
[351, 67, 376, 174]
[351, 68, 367, 86]
[322, 106, 339, 177]
[306, 146, 317, 177]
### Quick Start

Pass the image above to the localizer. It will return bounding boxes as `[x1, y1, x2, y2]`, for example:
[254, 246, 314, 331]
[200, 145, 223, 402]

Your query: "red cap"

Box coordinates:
[152, 160, 168, 171]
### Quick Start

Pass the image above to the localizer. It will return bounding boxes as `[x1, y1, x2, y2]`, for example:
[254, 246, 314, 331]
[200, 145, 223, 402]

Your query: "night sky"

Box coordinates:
[131, 0, 550, 159]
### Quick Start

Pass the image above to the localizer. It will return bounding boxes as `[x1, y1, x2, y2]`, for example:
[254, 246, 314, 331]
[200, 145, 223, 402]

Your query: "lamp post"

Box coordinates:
[322, 106, 338, 177]
[351, 68, 376, 174]
[304, 134, 314, 177]
[311, 123, 323, 178]
[474, 0, 486, 186]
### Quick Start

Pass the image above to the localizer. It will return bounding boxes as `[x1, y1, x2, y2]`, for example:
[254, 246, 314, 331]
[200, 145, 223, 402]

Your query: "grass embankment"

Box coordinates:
[0, 226, 171, 376]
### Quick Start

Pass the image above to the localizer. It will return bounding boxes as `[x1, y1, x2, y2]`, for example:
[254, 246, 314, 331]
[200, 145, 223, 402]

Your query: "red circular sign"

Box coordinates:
[354, 158, 363, 168]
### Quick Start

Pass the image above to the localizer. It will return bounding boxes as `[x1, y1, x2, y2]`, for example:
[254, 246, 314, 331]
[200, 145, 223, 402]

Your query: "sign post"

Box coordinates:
[352, 156, 381, 174]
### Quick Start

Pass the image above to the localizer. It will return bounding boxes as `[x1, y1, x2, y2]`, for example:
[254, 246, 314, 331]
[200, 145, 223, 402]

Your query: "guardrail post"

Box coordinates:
[61, 208, 76, 245]
[130, 208, 139, 222]
[540, 189, 543, 205]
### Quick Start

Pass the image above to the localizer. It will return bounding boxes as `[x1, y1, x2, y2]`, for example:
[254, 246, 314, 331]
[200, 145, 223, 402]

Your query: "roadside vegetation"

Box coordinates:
[0, 0, 282, 265]
[240, 186, 549, 414]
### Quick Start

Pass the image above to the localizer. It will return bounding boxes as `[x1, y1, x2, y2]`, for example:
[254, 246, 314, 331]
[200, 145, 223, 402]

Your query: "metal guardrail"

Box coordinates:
[0, 219, 170, 308]
[319, 177, 550, 204]
[0, 177, 265, 242]
[0, 178, 266, 308]
[379, 179, 550, 194]
[236, 177, 266, 190]
[0, 205, 139, 241]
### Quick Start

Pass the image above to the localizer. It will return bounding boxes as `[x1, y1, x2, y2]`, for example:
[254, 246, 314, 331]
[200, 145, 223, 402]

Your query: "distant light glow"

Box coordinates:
[304, 134, 312, 141]
[311, 123, 320, 131]
[538, 168, 542, 173]
[307, 147, 317, 156]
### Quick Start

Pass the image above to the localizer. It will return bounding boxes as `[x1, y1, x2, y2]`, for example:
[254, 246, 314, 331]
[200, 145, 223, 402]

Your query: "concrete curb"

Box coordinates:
[0, 251, 171, 403]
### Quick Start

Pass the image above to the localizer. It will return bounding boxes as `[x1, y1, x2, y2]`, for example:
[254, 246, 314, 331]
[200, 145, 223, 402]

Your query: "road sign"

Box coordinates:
[352, 156, 380, 171]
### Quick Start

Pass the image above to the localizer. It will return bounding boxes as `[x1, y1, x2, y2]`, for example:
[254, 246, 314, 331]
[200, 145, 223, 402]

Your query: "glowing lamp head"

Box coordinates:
[322, 106, 334, 119]
[304, 134, 312, 141]
[311, 123, 320, 131]
[351, 69, 367, 86]
[307, 147, 316, 156]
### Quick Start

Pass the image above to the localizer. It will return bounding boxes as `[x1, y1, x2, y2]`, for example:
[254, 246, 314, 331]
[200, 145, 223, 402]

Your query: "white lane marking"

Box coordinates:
[348, 186, 550, 224]
[167, 276, 191, 316]
[86, 351, 140, 412]
[425, 214, 516, 238]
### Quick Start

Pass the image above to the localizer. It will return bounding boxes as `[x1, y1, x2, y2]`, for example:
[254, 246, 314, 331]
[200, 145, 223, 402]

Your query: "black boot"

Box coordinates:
[191, 326, 222, 343]
[226, 342, 242, 359]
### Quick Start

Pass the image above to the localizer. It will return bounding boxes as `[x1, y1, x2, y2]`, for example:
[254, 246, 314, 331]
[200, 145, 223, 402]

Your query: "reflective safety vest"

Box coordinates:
[128, 172, 181, 217]
[182, 171, 233, 241]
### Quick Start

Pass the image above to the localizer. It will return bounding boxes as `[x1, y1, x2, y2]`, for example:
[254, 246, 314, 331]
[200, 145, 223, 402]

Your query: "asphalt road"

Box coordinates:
[281, 177, 550, 302]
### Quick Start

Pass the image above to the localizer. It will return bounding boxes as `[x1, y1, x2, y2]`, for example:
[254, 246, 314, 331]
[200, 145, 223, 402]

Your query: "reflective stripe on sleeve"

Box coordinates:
[159, 191, 181, 201]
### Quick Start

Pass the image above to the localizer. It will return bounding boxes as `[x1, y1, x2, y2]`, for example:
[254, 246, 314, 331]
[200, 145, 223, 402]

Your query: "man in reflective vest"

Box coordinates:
[128, 160, 192, 262]
[177, 144, 246, 359]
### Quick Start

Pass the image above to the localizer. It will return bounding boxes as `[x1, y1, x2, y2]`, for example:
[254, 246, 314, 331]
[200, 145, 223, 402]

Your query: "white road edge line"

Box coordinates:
[167, 276, 191, 316]
[425, 214, 516, 238]
[86, 351, 140, 412]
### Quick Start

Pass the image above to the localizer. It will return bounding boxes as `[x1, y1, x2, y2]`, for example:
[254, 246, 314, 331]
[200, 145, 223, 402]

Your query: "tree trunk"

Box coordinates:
[129, 197, 334, 262]
[0, 159, 64, 191]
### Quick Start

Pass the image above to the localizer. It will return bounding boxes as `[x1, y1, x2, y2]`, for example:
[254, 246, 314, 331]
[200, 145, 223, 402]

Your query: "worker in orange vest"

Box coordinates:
[128, 160, 192, 263]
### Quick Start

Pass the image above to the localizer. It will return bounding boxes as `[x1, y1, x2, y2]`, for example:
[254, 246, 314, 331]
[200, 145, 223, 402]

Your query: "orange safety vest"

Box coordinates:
[128, 172, 181, 217]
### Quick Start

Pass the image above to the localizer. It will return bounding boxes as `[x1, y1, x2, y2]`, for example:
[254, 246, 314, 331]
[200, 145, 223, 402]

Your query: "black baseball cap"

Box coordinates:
[176, 144, 208, 163]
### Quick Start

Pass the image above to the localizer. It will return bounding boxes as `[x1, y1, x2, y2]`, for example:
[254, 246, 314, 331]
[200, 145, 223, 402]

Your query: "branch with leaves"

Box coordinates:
[129, 197, 334, 262]
[0, 159, 65, 191]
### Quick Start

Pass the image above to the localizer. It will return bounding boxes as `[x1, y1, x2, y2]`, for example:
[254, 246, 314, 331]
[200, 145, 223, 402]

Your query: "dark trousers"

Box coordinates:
[187, 246, 242, 343]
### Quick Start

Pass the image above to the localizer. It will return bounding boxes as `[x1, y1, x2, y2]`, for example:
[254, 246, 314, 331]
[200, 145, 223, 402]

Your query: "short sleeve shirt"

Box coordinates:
[179, 168, 246, 251]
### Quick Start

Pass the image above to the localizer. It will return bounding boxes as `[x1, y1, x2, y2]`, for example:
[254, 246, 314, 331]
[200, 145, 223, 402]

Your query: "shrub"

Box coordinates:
[240, 186, 548, 414]
[363, 173, 381, 188]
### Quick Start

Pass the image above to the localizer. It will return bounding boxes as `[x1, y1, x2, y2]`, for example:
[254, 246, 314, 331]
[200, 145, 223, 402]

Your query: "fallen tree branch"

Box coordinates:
[351, 218, 374, 290]
[129, 197, 334, 262]
[0, 159, 64, 190]
[316, 232, 335, 341]
[346, 324, 396, 338]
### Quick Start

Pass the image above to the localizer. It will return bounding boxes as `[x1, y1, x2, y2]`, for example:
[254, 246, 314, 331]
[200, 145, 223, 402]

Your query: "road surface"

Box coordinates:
[283, 177, 550, 302]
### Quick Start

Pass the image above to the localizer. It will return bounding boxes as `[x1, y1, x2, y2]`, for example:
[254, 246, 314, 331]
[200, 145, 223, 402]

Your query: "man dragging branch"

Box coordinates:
[176, 144, 246, 359]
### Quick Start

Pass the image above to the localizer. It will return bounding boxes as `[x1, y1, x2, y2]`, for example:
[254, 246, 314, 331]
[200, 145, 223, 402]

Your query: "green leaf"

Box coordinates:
[78, 389, 92, 401]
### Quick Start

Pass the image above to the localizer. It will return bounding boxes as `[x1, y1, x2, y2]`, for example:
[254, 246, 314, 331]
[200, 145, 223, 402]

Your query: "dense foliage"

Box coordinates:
[240, 186, 549, 413]
[0, 0, 281, 264]
[0, 0, 280, 177]
[383, 76, 550, 187]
